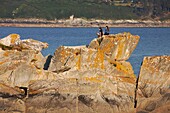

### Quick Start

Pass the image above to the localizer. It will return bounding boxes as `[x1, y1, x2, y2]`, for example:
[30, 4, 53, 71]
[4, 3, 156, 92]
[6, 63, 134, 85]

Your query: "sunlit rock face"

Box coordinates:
[49, 32, 140, 78]
[48, 46, 136, 79]
[0, 97, 26, 113]
[26, 76, 136, 113]
[20, 39, 48, 52]
[0, 33, 169, 113]
[0, 49, 50, 87]
[136, 56, 170, 113]
[0, 34, 48, 51]
[45, 32, 139, 113]
[0, 33, 140, 113]
[0, 34, 55, 88]
[0, 34, 21, 46]
[88, 32, 140, 61]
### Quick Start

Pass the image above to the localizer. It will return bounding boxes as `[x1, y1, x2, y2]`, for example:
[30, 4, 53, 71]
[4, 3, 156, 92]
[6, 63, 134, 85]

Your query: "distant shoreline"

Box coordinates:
[0, 18, 170, 28]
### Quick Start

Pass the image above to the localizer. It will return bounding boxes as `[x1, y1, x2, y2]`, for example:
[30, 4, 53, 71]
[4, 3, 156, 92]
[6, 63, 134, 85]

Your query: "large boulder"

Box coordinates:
[88, 32, 140, 60]
[0, 34, 54, 88]
[0, 34, 21, 46]
[136, 56, 170, 113]
[0, 49, 57, 88]
[1, 32, 170, 113]
[26, 73, 136, 113]
[48, 46, 135, 78]
[45, 33, 139, 113]
[0, 34, 48, 51]
[20, 39, 48, 52]
[0, 33, 140, 113]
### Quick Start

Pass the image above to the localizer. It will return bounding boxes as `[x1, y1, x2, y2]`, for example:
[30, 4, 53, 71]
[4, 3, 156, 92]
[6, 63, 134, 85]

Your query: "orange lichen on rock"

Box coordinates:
[115, 76, 136, 84]
[10, 34, 19, 44]
[115, 61, 135, 77]
[89, 32, 140, 61]
[59, 47, 67, 64]
[116, 38, 125, 59]
[136, 56, 170, 112]
[93, 48, 105, 69]
[87, 49, 93, 62]
[106, 57, 135, 77]
[76, 54, 81, 70]
[84, 76, 103, 83]
[3, 51, 9, 57]
[101, 38, 114, 55]
[0, 61, 6, 65]
[36, 69, 43, 75]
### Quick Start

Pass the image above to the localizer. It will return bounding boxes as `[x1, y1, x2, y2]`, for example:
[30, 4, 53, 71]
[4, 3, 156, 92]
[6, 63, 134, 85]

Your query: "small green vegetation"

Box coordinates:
[0, 43, 13, 50]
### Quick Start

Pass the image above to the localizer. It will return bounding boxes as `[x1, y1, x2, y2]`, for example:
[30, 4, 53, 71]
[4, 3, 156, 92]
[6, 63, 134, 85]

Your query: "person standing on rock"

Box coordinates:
[97, 27, 103, 38]
[104, 26, 110, 35]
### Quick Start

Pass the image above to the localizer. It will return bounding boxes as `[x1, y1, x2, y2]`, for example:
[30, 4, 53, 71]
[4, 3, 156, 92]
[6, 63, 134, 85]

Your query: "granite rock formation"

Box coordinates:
[0, 34, 56, 88]
[43, 33, 139, 113]
[0, 33, 169, 113]
[136, 56, 170, 113]
[0, 34, 48, 51]
[88, 33, 140, 60]
[0, 34, 21, 46]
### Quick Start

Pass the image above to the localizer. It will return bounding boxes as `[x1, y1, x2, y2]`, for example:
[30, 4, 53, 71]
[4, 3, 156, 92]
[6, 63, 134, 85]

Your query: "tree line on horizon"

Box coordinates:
[0, 0, 169, 20]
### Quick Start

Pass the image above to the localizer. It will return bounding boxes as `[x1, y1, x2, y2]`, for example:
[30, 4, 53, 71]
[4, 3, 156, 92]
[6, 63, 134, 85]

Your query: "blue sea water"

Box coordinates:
[0, 27, 170, 75]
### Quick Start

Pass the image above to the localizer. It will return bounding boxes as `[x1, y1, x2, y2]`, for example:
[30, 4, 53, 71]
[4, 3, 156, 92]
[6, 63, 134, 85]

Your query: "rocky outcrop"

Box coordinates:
[48, 45, 135, 77]
[136, 56, 170, 113]
[26, 76, 136, 113]
[1, 32, 169, 113]
[0, 32, 140, 113]
[0, 34, 21, 46]
[0, 34, 56, 88]
[0, 49, 56, 87]
[88, 32, 140, 60]
[0, 34, 58, 113]
[20, 39, 48, 52]
[0, 34, 48, 51]
[30, 32, 139, 113]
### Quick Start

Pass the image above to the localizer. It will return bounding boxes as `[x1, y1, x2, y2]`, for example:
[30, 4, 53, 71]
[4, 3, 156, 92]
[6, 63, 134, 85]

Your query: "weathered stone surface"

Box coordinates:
[20, 39, 48, 51]
[0, 83, 23, 97]
[0, 36, 54, 88]
[0, 34, 21, 46]
[0, 34, 48, 51]
[0, 50, 36, 76]
[48, 46, 135, 78]
[0, 33, 170, 113]
[88, 32, 140, 60]
[136, 56, 170, 113]
[2, 33, 170, 113]
[0, 83, 26, 112]
[32, 40, 137, 113]
[27, 73, 136, 113]
[39, 33, 139, 112]
[0, 50, 57, 87]
[0, 97, 25, 113]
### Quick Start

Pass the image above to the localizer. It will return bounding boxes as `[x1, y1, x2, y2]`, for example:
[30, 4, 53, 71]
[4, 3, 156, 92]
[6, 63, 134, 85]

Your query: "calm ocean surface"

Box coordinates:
[0, 27, 170, 75]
